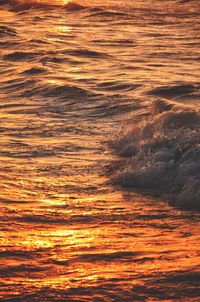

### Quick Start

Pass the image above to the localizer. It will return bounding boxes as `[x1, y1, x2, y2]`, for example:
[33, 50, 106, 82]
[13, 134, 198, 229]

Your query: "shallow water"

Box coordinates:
[0, 0, 200, 301]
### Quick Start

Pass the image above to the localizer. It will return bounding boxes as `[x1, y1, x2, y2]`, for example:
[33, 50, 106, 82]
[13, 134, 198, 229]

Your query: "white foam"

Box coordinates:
[114, 99, 200, 209]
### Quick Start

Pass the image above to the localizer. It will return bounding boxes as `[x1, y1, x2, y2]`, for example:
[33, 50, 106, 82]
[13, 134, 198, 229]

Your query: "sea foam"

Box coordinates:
[113, 98, 200, 209]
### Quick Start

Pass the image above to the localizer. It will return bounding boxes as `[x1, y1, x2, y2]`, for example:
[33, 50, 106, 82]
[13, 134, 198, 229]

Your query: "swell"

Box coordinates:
[113, 97, 200, 209]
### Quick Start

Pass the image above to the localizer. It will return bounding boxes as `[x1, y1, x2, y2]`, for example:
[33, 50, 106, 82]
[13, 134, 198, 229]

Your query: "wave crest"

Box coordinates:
[113, 99, 200, 209]
[64, 2, 86, 11]
[0, 0, 89, 11]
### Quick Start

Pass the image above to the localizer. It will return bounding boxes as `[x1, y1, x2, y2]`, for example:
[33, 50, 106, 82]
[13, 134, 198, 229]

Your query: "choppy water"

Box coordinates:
[0, 0, 200, 301]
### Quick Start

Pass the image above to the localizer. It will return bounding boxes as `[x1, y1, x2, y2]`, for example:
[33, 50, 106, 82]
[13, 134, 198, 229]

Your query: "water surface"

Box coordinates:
[0, 0, 200, 301]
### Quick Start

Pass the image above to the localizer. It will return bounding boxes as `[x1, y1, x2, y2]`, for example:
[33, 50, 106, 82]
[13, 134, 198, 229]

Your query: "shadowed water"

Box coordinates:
[0, 0, 200, 301]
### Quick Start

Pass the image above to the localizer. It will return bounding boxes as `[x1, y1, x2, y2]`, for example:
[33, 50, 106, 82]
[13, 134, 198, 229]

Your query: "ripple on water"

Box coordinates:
[0, 1, 200, 301]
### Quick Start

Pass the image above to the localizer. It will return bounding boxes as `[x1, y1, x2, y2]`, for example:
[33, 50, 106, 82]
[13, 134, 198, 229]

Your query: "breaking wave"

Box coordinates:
[113, 98, 200, 209]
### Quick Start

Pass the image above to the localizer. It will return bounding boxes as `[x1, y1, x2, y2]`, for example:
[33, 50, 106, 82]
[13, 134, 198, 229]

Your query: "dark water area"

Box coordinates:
[0, 0, 200, 301]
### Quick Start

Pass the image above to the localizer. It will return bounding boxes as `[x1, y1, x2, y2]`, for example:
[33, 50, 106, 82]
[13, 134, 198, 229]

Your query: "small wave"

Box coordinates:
[4, 51, 43, 62]
[133, 269, 200, 300]
[1, 78, 36, 94]
[1, 0, 88, 12]
[1, 0, 132, 16]
[147, 84, 197, 98]
[87, 9, 130, 19]
[96, 81, 141, 93]
[64, 1, 86, 12]
[21, 67, 48, 75]
[41, 84, 92, 99]
[113, 98, 200, 209]
[61, 48, 108, 59]
[0, 25, 17, 37]
[0, 0, 60, 11]
[0, 264, 47, 277]
[76, 251, 140, 263]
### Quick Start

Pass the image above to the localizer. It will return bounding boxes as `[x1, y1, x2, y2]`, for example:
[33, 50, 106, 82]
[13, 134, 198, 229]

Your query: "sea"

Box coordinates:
[0, 0, 200, 301]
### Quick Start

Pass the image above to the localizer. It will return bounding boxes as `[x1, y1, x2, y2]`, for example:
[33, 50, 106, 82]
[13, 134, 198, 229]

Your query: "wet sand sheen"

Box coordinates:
[0, 0, 200, 301]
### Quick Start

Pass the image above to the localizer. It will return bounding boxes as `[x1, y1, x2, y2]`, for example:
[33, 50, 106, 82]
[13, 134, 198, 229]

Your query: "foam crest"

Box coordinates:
[113, 99, 200, 209]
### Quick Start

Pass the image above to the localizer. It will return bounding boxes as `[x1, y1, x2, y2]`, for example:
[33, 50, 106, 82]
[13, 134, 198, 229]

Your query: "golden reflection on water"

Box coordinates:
[2, 200, 200, 292]
[0, 1, 200, 300]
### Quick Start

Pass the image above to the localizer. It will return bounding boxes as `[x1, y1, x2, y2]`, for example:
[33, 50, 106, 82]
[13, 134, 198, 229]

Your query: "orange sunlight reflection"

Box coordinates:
[0, 0, 200, 300]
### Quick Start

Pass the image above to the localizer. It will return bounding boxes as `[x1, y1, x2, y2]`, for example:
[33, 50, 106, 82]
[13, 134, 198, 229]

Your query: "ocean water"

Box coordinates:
[0, 0, 200, 301]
